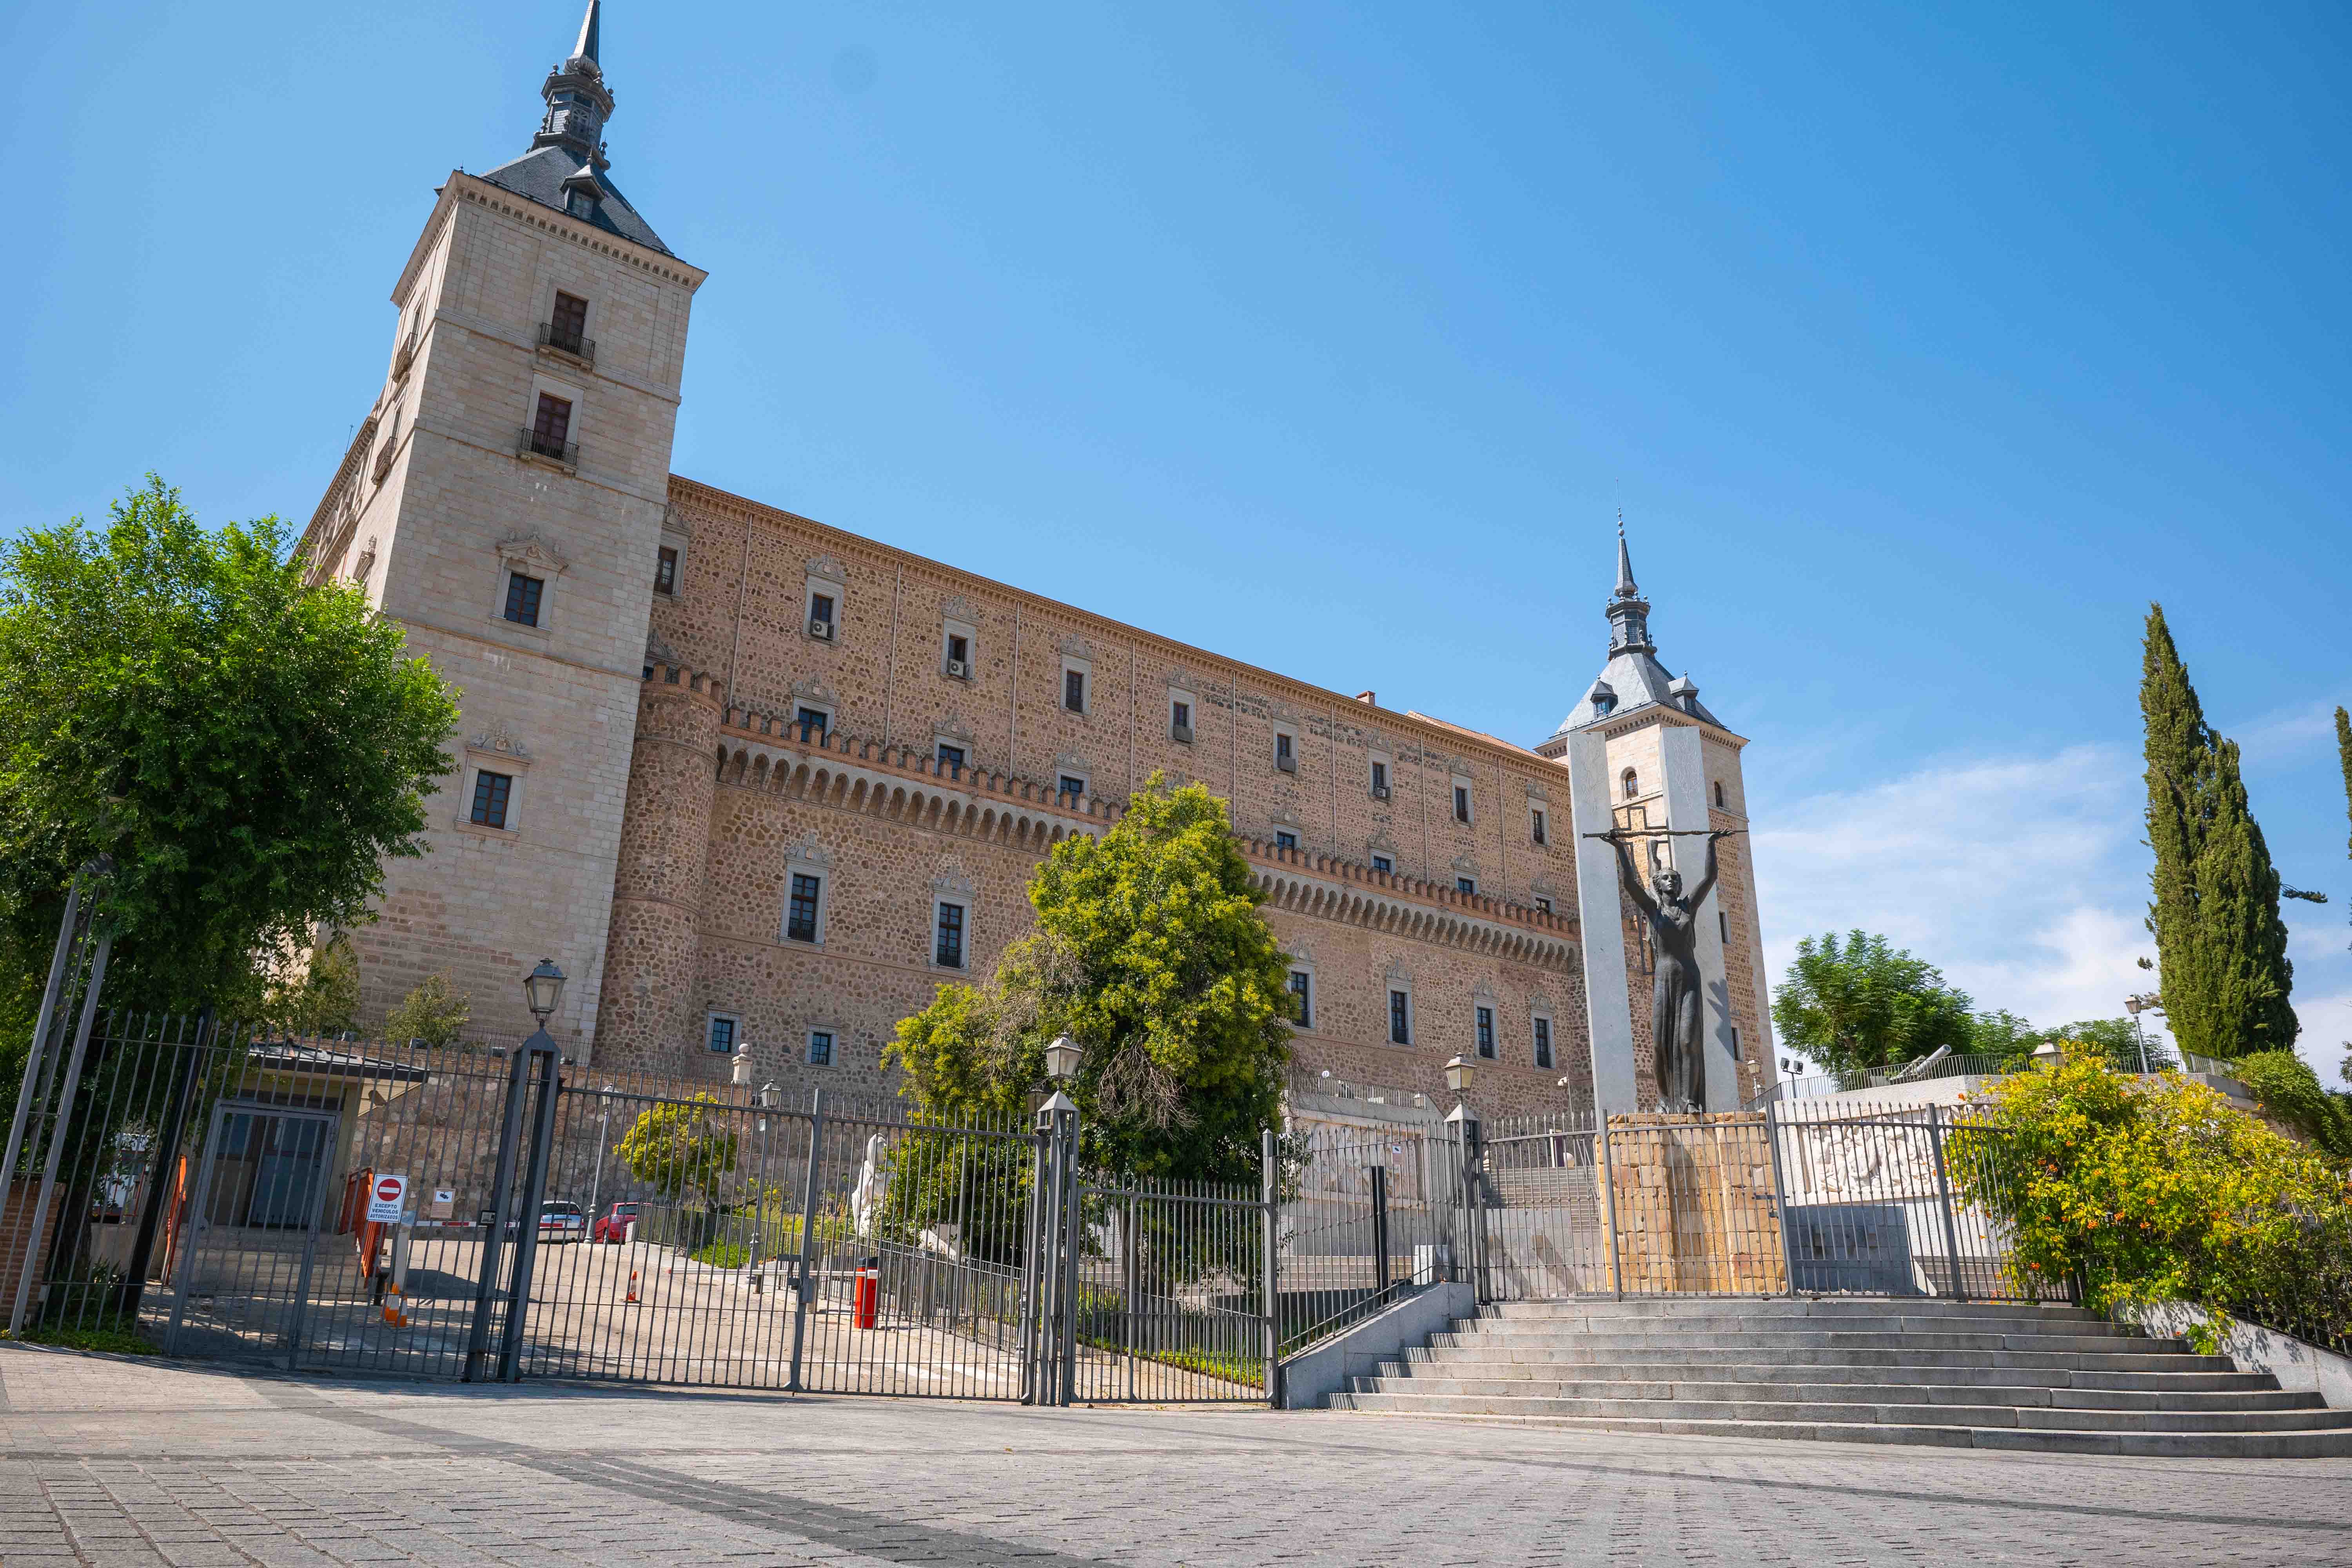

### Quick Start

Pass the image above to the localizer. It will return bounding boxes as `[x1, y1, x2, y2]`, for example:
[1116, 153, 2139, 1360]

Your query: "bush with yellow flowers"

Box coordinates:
[1950, 1055, 2352, 1350]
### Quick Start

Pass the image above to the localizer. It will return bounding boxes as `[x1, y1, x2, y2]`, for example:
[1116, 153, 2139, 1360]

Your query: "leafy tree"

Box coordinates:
[1769, 930, 1974, 1077]
[888, 775, 1293, 1187]
[0, 477, 457, 1018]
[2139, 606, 2297, 1059]
[267, 935, 361, 1038]
[383, 973, 470, 1046]
[2044, 1016, 2173, 1073]
[1966, 1009, 2044, 1064]
[617, 1094, 738, 1207]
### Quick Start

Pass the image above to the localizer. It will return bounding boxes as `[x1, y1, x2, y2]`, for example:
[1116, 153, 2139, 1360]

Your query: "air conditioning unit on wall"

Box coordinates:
[1370, 784, 1390, 800]
[808, 617, 833, 640]
[946, 658, 968, 678]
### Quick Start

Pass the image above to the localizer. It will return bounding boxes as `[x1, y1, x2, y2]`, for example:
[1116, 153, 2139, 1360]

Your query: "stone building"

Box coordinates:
[295, 4, 1777, 1118]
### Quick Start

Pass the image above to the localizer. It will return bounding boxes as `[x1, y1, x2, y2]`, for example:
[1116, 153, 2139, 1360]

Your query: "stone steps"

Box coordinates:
[1374, 1357, 2277, 1392]
[1322, 1296, 2352, 1457]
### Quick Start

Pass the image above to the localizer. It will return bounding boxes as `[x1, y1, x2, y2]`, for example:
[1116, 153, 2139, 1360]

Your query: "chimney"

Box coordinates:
[1354, 690, 1376, 705]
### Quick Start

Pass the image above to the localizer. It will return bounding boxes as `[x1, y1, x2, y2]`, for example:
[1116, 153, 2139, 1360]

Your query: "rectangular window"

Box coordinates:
[1531, 808, 1547, 846]
[1371, 855, 1394, 875]
[503, 572, 544, 627]
[654, 546, 678, 595]
[1058, 775, 1086, 799]
[1533, 1016, 1553, 1070]
[1719, 911, 1730, 942]
[1274, 733, 1294, 769]
[809, 592, 835, 630]
[1457, 877, 1477, 895]
[1534, 897, 1553, 915]
[706, 1015, 736, 1054]
[1476, 1006, 1495, 1060]
[945, 632, 969, 673]
[1275, 831, 1298, 852]
[938, 744, 965, 778]
[1388, 990, 1410, 1045]
[795, 706, 829, 739]
[1730, 1026, 1742, 1062]
[1287, 971, 1312, 1029]
[934, 903, 965, 969]
[1453, 785, 1471, 824]
[807, 1030, 834, 1067]
[786, 873, 822, 943]
[1171, 700, 1191, 735]
[1064, 668, 1086, 713]
[531, 391, 572, 455]
[470, 770, 512, 829]
[1370, 760, 1387, 795]
[550, 290, 589, 353]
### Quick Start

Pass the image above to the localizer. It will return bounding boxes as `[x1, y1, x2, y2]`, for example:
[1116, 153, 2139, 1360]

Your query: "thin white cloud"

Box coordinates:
[1752, 744, 2158, 1040]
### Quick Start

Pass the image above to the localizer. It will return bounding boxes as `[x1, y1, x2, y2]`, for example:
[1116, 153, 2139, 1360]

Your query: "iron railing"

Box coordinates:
[516, 427, 579, 468]
[535, 322, 596, 365]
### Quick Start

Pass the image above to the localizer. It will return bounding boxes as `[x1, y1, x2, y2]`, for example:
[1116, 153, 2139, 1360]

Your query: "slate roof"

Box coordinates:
[1551, 648, 1722, 735]
[476, 146, 673, 257]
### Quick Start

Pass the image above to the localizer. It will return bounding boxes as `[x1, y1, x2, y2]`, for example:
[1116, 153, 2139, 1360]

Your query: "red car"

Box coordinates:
[593, 1201, 641, 1243]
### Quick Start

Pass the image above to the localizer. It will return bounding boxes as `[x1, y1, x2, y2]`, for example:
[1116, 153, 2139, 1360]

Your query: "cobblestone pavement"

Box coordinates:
[3, 1343, 2348, 1567]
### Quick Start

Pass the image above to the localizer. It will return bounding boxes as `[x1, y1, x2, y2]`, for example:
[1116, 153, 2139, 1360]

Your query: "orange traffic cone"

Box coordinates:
[381, 1284, 410, 1327]
[624, 1269, 640, 1305]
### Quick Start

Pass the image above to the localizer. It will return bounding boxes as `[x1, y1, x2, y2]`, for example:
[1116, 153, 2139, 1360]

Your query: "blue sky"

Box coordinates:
[3, 2, 2347, 1071]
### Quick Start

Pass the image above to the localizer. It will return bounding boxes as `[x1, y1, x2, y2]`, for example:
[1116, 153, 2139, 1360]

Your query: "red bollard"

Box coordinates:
[853, 1256, 879, 1329]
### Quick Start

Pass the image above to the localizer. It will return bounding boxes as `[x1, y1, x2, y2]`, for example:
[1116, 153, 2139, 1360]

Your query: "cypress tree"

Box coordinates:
[2336, 706, 2351, 866]
[2138, 606, 2297, 1058]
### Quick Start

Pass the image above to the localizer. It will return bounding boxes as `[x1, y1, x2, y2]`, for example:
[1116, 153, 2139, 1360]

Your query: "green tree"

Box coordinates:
[1769, 930, 1975, 1078]
[2229, 1050, 2352, 1162]
[1966, 1009, 2044, 1064]
[0, 477, 458, 1017]
[887, 774, 1293, 1186]
[267, 935, 361, 1038]
[383, 973, 470, 1046]
[2139, 606, 2297, 1059]
[2045, 1016, 2174, 1073]
[617, 1094, 739, 1208]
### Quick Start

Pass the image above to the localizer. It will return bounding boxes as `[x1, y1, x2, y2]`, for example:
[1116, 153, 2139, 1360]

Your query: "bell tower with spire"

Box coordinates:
[1537, 524, 1777, 1113]
[295, 1, 706, 1053]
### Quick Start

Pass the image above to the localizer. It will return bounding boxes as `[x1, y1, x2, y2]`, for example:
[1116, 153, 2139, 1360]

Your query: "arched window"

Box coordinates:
[1621, 768, 1639, 800]
[1713, 780, 1726, 808]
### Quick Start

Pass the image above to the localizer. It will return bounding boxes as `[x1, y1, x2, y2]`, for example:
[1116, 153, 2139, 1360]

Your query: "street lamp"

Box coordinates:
[1044, 1034, 1082, 1083]
[522, 958, 565, 1027]
[1443, 1053, 1474, 1105]
[588, 1083, 614, 1227]
[749, 1082, 781, 1293]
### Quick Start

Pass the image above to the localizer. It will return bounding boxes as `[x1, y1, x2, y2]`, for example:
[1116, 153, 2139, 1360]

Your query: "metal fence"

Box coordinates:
[0, 1004, 1292, 1404]
[1273, 1120, 1466, 1356]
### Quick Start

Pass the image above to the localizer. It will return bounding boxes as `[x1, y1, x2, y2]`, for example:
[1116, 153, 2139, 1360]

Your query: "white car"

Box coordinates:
[536, 1201, 586, 1244]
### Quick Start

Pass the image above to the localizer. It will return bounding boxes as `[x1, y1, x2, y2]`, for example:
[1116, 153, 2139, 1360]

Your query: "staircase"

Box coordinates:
[1325, 1298, 2352, 1457]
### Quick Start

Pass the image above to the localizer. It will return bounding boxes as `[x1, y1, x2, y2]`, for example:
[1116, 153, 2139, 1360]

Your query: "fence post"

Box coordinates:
[1056, 1104, 1082, 1406]
[1124, 1190, 1139, 1403]
[1926, 1104, 1967, 1302]
[0, 875, 89, 1316]
[465, 1045, 535, 1382]
[1763, 1100, 1799, 1297]
[1369, 1163, 1390, 1302]
[9, 930, 113, 1336]
[1596, 1117, 1623, 1301]
[1261, 1125, 1279, 1408]
[495, 1041, 563, 1381]
[787, 1087, 826, 1393]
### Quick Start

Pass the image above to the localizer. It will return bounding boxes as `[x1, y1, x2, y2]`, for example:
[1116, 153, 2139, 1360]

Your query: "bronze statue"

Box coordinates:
[1590, 827, 1738, 1112]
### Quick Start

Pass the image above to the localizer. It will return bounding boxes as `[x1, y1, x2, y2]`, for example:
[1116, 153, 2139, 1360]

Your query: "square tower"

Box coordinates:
[297, 2, 706, 1045]
[1537, 525, 1777, 1112]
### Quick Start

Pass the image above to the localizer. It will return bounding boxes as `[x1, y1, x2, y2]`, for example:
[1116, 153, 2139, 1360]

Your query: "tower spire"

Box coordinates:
[1605, 514, 1654, 655]
[573, 0, 601, 65]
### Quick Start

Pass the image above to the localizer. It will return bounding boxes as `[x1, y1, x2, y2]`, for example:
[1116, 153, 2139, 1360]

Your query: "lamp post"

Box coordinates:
[2124, 993, 2156, 1075]
[588, 1083, 614, 1227]
[750, 1082, 780, 1293]
[522, 958, 565, 1033]
[469, 958, 564, 1382]
[1036, 1035, 1082, 1405]
[1441, 1054, 1481, 1295]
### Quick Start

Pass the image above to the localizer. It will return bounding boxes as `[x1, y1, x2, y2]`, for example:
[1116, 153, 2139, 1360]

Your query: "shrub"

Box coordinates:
[1952, 1056, 2352, 1348]
[2229, 1050, 2352, 1161]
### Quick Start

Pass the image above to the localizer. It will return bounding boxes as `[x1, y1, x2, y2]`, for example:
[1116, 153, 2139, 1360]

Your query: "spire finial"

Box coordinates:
[572, 0, 602, 66]
[1613, 511, 1638, 599]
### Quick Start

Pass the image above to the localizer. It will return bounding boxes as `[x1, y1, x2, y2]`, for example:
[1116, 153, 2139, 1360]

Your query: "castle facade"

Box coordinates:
[296, 4, 1777, 1118]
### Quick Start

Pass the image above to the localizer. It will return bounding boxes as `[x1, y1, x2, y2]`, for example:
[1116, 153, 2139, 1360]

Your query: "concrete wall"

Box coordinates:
[1278, 1281, 1475, 1409]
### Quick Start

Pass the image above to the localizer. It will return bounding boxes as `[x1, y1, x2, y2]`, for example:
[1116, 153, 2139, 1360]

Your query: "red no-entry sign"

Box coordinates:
[367, 1172, 410, 1223]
